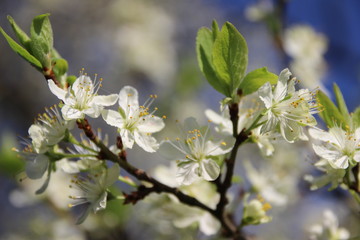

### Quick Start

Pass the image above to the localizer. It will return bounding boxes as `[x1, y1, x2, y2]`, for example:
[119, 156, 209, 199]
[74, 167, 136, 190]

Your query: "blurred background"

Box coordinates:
[1, 0, 360, 239]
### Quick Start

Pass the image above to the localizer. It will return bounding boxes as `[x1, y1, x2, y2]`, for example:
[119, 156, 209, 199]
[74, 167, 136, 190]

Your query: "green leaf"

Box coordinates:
[7, 15, 31, 50]
[212, 22, 248, 97]
[196, 27, 228, 95]
[333, 83, 351, 124]
[0, 27, 42, 70]
[351, 107, 360, 129]
[317, 90, 346, 128]
[211, 20, 219, 41]
[239, 67, 278, 95]
[196, 27, 214, 74]
[30, 13, 53, 68]
[52, 58, 68, 77]
[66, 75, 77, 85]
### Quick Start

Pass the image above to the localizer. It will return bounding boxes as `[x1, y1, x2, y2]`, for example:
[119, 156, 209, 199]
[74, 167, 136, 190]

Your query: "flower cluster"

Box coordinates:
[160, 117, 233, 185]
[259, 68, 318, 143]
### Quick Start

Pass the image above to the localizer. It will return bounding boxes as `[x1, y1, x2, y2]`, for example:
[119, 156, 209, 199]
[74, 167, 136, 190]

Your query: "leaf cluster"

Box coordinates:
[196, 20, 278, 100]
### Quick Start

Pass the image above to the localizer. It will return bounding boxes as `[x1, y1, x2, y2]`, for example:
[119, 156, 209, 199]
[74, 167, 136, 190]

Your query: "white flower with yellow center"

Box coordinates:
[153, 163, 221, 235]
[68, 164, 120, 224]
[309, 126, 360, 169]
[160, 117, 233, 185]
[102, 86, 165, 152]
[259, 68, 318, 143]
[48, 74, 118, 120]
[308, 209, 350, 240]
[241, 195, 272, 226]
[29, 105, 75, 154]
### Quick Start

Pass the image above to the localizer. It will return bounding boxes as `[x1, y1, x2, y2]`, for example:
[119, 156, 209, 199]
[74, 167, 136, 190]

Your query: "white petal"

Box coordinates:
[329, 155, 349, 169]
[92, 94, 118, 106]
[261, 113, 278, 133]
[26, 154, 49, 179]
[137, 116, 165, 133]
[61, 105, 84, 120]
[120, 129, 134, 149]
[158, 141, 185, 160]
[205, 139, 232, 156]
[258, 82, 273, 108]
[72, 75, 92, 94]
[199, 212, 221, 235]
[273, 68, 291, 102]
[93, 192, 107, 212]
[119, 86, 139, 110]
[200, 159, 220, 181]
[75, 204, 92, 224]
[183, 117, 200, 131]
[353, 151, 360, 163]
[308, 128, 334, 142]
[48, 80, 67, 101]
[102, 109, 124, 128]
[280, 120, 301, 143]
[329, 127, 346, 147]
[28, 124, 47, 154]
[176, 162, 201, 185]
[312, 144, 340, 161]
[83, 104, 101, 118]
[105, 164, 120, 186]
[204, 109, 227, 124]
[134, 131, 159, 152]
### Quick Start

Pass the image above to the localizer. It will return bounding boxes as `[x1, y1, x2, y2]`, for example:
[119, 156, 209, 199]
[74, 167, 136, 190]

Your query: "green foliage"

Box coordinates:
[317, 90, 346, 128]
[0, 133, 24, 176]
[0, 27, 42, 71]
[333, 83, 351, 124]
[30, 14, 53, 68]
[196, 20, 248, 98]
[66, 75, 77, 85]
[7, 15, 31, 50]
[52, 58, 68, 78]
[352, 107, 360, 129]
[239, 67, 278, 95]
[1, 13, 70, 82]
[212, 22, 248, 97]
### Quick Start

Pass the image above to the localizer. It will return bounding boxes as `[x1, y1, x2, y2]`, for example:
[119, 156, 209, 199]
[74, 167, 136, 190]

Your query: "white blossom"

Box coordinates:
[60, 130, 114, 174]
[258, 68, 318, 143]
[29, 105, 75, 154]
[244, 161, 288, 206]
[102, 86, 165, 152]
[48, 74, 118, 120]
[309, 127, 360, 169]
[304, 159, 346, 191]
[283, 25, 328, 94]
[153, 163, 221, 235]
[241, 195, 272, 226]
[205, 94, 276, 156]
[68, 164, 120, 224]
[160, 117, 233, 185]
[308, 209, 350, 240]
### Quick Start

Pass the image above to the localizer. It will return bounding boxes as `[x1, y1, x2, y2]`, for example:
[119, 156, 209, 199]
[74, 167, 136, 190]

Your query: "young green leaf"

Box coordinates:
[211, 20, 219, 41]
[66, 75, 77, 86]
[7, 15, 31, 50]
[212, 22, 248, 97]
[333, 83, 351, 124]
[317, 90, 346, 128]
[30, 13, 53, 68]
[0, 27, 42, 71]
[196, 27, 228, 95]
[52, 58, 68, 78]
[196, 27, 214, 74]
[352, 107, 360, 129]
[239, 67, 278, 95]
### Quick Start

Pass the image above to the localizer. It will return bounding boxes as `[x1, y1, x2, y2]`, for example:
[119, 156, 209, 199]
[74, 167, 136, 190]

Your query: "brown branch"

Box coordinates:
[77, 118, 250, 239]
